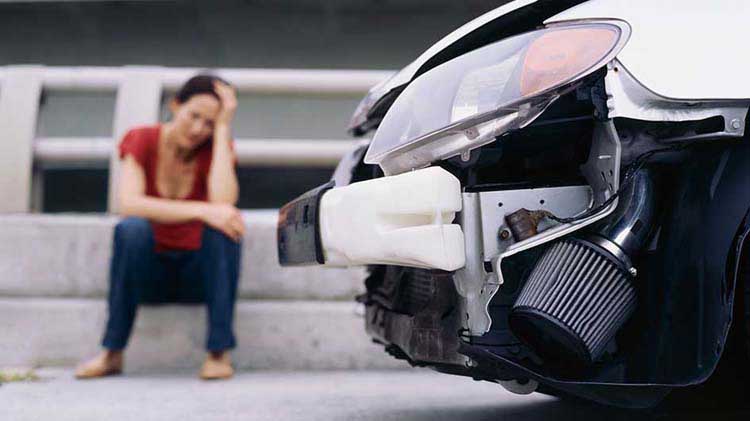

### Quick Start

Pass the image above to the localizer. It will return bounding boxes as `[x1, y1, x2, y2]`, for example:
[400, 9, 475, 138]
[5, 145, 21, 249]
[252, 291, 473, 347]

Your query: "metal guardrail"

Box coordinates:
[0, 65, 390, 212]
[34, 137, 356, 167]
[0, 66, 392, 93]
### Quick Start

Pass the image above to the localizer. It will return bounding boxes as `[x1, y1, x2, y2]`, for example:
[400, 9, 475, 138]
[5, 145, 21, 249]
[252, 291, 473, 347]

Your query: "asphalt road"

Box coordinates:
[0, 368, 747, 420]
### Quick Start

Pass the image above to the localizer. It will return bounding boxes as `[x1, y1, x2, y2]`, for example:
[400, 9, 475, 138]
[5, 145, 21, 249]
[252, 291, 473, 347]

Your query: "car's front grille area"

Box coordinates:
[362, 264, 464, 367]
[365, 266, 446, 316]
[399, 269, 437, 315]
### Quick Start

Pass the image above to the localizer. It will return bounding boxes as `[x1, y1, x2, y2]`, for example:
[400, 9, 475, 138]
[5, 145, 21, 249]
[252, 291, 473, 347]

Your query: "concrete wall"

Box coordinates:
[0, 211, 364, 300]
[0, 212, 405, 371]
[1, 299, 398, 371]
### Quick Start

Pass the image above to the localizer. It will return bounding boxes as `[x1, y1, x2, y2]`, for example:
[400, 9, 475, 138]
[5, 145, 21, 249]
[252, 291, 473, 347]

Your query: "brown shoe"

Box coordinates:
[75, 351, 123, 379]
[199, 352, 234, 380]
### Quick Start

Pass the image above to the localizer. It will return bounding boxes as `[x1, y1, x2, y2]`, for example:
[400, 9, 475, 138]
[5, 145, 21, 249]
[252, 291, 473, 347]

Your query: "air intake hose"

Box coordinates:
[509, 169, 655, 369]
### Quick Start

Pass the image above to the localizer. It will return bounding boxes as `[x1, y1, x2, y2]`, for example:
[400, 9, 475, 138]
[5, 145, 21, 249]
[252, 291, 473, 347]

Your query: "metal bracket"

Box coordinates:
[456, 185, 595, 334]
[455, 120, 623, 336]
[454, 192, 497, 333]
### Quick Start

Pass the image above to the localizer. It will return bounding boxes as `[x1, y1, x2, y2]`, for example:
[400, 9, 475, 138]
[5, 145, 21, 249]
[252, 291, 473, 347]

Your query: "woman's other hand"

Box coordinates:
[214, 81, 237, 126]
[201, 202, 246, 242]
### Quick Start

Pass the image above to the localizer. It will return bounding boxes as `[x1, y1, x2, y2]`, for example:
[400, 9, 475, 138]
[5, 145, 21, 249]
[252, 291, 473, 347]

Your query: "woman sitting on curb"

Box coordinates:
[76, 74, 245, 380]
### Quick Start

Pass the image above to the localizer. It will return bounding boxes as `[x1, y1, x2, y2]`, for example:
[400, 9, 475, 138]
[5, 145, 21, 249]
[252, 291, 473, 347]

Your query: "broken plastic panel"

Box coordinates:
[318, 167, 465, 270]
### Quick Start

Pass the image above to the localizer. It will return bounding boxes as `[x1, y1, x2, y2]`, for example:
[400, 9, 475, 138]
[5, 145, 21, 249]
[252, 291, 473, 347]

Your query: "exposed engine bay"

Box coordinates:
[355, 73, 750, 407]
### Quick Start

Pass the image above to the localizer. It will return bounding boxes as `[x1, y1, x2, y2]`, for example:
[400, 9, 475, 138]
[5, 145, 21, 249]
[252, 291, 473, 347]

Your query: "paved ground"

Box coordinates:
[1, 368, 748, 421]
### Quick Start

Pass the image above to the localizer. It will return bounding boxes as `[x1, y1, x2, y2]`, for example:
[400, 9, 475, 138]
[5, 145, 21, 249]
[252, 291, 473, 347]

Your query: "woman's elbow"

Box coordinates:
[117, 195, 138, 217]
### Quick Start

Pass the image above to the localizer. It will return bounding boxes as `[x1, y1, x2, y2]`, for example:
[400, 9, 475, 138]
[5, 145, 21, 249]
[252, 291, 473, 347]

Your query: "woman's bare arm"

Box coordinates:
[207, 122, 240, 204]
[207, 82, 240, 205]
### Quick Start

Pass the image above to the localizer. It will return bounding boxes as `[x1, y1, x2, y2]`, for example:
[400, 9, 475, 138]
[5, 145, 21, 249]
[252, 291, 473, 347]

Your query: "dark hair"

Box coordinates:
[174, 73, 230, 104]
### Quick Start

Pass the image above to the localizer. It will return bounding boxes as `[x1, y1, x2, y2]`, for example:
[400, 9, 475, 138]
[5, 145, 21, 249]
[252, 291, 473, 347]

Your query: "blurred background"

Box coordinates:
[0, 0, 508, 212]
[0, 0, 515, 380]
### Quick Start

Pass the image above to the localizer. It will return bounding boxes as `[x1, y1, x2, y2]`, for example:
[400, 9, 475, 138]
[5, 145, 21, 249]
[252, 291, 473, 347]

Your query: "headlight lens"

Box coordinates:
[364, 21, 630, 174]
[520, 26, 618, 96]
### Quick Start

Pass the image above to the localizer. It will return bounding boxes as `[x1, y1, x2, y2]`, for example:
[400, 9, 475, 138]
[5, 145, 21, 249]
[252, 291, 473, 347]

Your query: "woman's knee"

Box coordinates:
[201, 227, 242, 259]
[203, 226, 240, 246]
[114, 217, 153, 250]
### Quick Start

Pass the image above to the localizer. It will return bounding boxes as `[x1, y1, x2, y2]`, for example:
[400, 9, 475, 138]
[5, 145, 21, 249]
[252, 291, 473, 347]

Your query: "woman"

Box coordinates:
[75, 75, 245, 380]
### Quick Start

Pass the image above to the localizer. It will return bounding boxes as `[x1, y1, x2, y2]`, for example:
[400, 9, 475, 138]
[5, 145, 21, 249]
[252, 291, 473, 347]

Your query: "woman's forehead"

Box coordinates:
[182, 94, 220, 115]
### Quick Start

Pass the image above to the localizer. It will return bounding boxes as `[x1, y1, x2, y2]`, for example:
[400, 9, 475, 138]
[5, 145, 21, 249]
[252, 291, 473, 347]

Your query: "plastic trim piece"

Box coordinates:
[318, 167, 465, 271]
[277, 180, 335, 266]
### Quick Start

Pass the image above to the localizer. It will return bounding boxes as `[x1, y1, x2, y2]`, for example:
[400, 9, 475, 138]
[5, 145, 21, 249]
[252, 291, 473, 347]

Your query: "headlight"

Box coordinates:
[364, 20, 630, 175]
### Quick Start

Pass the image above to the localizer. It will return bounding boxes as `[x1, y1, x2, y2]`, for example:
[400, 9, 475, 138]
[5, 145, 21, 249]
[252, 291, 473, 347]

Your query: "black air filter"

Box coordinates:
[509, 238, 637, 368]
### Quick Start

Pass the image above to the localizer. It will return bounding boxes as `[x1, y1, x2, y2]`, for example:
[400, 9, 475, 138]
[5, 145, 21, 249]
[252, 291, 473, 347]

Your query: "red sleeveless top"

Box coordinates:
[119, 125, 215, 252]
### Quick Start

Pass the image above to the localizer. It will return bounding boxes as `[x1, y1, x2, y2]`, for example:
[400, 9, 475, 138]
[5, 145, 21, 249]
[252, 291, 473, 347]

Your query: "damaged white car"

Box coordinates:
[278, 0, 750, 409]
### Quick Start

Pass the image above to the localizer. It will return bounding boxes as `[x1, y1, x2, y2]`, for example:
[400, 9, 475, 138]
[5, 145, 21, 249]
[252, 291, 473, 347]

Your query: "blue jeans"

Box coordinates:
[102, 217, 241, 351]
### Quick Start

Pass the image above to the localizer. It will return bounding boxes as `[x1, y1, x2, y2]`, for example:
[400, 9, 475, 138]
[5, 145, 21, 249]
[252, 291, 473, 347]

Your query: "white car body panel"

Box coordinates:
[547, 0, 750, 100]
[604, 59, 748, 134]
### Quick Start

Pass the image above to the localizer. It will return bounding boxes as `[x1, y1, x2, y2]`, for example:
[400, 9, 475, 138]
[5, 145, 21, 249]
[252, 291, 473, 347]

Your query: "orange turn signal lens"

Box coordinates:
[520, 27, 619, 97]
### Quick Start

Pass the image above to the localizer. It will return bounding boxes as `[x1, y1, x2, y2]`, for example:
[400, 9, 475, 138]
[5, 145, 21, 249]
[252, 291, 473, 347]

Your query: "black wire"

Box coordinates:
[546, 142, 690, 224]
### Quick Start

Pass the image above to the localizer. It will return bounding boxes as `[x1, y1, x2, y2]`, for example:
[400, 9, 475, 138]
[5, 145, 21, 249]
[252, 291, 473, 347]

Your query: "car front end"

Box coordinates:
[278, 0, 750, 409]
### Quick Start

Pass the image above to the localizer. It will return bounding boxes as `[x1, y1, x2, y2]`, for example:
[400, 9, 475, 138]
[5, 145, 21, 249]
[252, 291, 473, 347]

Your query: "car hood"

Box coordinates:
[546, 0, 750, 100]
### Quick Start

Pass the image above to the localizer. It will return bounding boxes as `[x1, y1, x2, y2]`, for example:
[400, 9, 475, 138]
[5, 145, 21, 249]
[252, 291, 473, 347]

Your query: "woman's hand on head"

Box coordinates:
[214, 81, 237, 126]
[200, 202, 246, 242]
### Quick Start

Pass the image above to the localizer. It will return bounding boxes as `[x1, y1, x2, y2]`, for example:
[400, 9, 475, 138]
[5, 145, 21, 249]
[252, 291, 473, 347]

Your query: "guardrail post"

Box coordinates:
[0, 66, 43, 213]
[107, 67, 163, 213]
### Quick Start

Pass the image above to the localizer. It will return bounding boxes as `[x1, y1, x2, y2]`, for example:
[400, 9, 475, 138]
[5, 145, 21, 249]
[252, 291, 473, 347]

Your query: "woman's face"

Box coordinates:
[169, 93, 221, 149]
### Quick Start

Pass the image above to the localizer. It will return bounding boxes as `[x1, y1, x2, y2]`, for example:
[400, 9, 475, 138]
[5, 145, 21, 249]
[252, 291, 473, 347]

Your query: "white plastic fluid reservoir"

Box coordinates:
[319, 166, 465, 271]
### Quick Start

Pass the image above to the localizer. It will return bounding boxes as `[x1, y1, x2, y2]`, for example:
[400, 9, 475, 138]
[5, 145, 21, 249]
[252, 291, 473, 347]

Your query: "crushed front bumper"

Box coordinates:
[277, 167, 465, 271]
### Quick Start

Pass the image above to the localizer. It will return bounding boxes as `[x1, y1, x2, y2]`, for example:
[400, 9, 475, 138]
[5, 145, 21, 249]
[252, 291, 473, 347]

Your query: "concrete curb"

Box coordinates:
[0, 212, 366, 300]
[0, 298, 405, 371]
